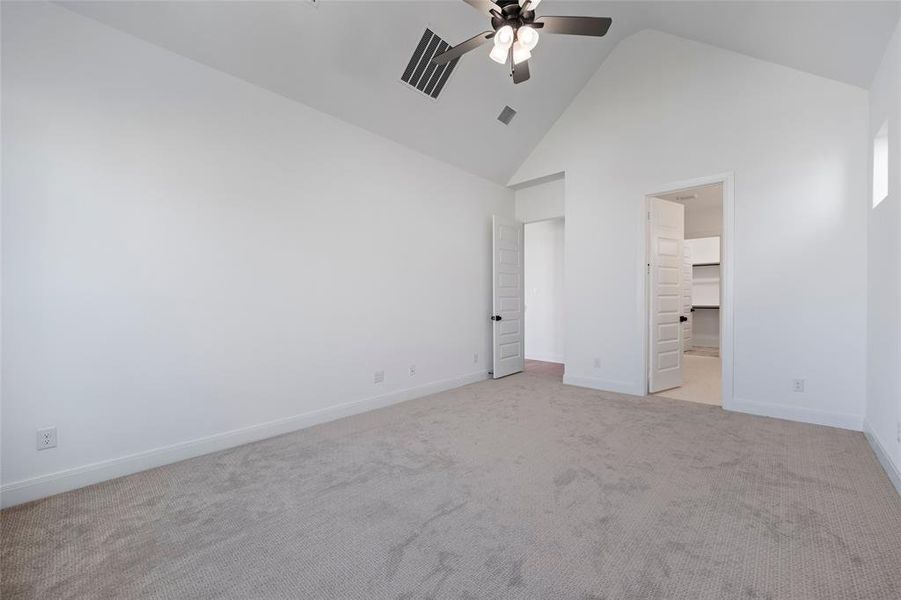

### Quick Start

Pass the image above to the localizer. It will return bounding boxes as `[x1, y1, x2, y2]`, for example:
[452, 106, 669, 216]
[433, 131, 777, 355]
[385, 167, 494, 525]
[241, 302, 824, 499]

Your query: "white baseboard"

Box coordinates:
[563, 374, 644, 396]
[524, 354, 564, 364]
[562, 378, 865, 435]
[727, 397, 863, 431]
[863, 421, 901, 496]
[0, 370, 489, 509]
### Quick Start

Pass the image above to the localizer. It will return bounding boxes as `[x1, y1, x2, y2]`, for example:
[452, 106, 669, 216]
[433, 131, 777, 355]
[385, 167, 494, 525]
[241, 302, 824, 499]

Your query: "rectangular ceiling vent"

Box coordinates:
[497, 106, 517, 125]
[401, 29, 458, 99]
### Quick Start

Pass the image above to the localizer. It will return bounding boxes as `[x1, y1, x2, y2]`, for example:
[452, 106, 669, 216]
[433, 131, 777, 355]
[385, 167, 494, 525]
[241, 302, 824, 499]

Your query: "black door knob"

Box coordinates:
[491, 315, 503, 321]
[679, 315, 688, 323]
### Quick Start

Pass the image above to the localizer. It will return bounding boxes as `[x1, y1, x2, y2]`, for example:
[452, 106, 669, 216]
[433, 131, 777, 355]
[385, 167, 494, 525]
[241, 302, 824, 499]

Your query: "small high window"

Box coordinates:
[873, 121, 889, 208]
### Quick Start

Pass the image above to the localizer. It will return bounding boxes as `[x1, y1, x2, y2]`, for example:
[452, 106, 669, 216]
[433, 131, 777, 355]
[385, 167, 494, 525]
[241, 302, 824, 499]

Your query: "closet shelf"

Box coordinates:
[692, 262, 720, 267]
[693, 305, 720, 309]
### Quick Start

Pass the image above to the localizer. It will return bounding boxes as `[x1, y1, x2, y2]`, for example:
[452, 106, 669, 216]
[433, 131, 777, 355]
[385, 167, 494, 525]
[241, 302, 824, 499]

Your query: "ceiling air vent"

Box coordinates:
[401, 29, 458, 99]
[497, 106, 517, 125]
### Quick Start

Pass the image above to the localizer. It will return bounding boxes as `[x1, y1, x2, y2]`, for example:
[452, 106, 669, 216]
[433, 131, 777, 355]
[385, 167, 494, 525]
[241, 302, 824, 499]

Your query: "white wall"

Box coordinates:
[514, 176, 564, 223]
[510, 30, 869, 430]
[1, 2, 513, 506]
[524, 219, 565, 363]
[865, 19, 901, 491]
[685, 207, 723, 240]
[691, 307, 719, 349]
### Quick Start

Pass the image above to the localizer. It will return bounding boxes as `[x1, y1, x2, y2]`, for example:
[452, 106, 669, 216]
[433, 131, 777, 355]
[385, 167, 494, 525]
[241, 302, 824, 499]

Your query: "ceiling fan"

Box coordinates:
[431, 0, 612, 84]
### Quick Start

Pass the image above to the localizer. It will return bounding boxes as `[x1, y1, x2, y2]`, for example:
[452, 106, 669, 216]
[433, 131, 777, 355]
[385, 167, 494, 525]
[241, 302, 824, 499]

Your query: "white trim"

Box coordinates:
[564, 374, 644, 396]
[641, 172, 735, 409]
[0, 370, 489, 508]
[864, 421, 901, 495]
[508, 171, 565, 191]
[728, 397, 863, 431]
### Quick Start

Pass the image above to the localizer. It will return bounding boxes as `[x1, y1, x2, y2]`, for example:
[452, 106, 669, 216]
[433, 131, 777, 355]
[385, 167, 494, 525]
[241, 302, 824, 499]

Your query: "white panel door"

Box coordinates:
[649, 198, 685, 393]
[492, 215, 524, 379]
[682, 242, 693, 351]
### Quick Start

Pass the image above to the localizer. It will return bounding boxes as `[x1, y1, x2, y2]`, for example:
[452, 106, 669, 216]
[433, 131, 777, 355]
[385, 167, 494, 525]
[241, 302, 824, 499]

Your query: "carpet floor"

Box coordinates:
[3, 373, 901, 599]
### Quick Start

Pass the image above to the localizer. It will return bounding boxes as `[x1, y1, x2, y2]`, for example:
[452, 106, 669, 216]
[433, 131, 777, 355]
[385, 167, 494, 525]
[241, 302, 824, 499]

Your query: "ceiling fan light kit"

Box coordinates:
[431, 0, 612, 84]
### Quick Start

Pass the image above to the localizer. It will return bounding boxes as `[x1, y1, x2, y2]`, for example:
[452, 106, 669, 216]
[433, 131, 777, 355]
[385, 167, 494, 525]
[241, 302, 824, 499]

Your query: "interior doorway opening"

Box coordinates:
[647, 182, 725, 405]
[524, 218, 564, 380]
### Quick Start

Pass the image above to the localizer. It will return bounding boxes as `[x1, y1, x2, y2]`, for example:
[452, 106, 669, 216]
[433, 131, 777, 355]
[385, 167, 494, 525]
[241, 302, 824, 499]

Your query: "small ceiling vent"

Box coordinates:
[401, 29, 458, 99]
[497, 106, 517, 125]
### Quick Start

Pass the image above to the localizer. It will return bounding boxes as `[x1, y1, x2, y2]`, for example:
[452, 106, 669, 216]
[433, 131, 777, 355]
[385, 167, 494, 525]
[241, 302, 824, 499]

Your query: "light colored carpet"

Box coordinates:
[3, 373, 901, 599]
[655, 354, 722, 406]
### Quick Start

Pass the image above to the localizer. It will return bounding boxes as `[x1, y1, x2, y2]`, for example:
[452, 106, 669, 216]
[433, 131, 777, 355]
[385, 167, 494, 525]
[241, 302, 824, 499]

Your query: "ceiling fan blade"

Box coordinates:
[462, 0, 501, 17]
[536, 16, 613, 37]
[512, 59, 530, 84]
[432, 31, 494, 65]
[519, 0, 543, 10]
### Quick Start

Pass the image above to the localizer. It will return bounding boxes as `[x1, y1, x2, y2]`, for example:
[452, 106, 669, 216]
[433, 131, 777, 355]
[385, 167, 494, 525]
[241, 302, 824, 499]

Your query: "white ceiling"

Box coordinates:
[656, 182, 722, 234]
[657, 182, 722, 212]
[61, 1, 900, 184]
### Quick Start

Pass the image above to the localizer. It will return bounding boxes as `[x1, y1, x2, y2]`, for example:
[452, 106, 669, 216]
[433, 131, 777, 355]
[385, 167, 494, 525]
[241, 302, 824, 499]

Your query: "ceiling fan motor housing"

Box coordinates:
[491, 0, 537, 32]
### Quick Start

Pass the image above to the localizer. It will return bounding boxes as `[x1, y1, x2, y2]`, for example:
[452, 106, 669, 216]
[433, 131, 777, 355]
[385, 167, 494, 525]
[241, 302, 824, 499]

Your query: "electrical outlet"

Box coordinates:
[409, 364, 416, 377]
[37, 427, 57, 451]
[373, 370, 384, 384]
[593, 358, 602, 369]
[896, 421, 900, 444]
[473, 352, 479, 364]
[792, 378, 805, 393]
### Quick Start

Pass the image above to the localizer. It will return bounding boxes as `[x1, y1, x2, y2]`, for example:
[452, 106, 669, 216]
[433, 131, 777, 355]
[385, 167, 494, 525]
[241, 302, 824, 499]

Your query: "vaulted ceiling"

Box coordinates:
[62, 1, 900, 184]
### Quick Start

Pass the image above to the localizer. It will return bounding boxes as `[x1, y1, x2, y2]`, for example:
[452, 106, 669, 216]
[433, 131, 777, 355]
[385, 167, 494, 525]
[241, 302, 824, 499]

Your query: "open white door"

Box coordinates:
[649, 198, 685, 393]
[492, 215, 524, 378]
[682, 241, 693, 351]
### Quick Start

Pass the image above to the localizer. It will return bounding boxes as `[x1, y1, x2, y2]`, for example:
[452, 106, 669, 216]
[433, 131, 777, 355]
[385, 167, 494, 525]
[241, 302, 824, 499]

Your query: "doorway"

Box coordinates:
[524, 218, 564, 379]
[492, 174, 566, 381]
[644, 175, 733, 407]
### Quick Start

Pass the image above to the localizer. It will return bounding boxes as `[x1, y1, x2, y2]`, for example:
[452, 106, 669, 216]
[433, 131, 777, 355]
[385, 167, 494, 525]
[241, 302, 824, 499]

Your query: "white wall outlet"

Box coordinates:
[409, 364, 416, 377]
[37, 426, 57, 450]
[593, 358, 602, 369]
[473, 352, 479, 364]
[792, 378, 805, 393]
[373, 370, 384, 384]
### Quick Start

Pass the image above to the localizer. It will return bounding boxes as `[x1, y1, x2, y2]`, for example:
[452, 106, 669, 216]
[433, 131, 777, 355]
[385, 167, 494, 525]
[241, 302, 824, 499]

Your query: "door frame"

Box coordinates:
[640, 172, 734, 409]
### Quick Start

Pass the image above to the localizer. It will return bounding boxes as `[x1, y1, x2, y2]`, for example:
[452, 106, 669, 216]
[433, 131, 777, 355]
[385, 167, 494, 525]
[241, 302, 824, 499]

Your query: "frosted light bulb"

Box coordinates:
[489, 44, 509, 64]
[494, 25, 514, 48]
[517, 26, 539, 51]
[512, 41, 531, 65]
